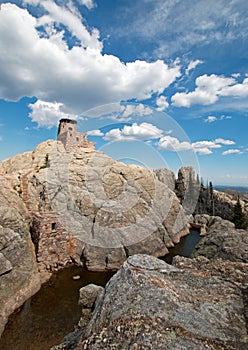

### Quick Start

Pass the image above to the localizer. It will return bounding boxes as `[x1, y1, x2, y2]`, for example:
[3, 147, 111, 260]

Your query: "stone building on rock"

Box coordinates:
[57, 118, 95, 152]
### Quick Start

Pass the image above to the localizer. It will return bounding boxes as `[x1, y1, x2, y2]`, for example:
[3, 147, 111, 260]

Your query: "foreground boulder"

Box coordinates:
[55, 254, 248, 349]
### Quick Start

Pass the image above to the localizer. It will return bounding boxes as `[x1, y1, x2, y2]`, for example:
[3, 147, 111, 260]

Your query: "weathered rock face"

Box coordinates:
[173, 255, 248, 291]
[213, 188, 248, 219]
[77, 284, 104, 330]
[0, 140, 189, 274]
[192, 215, 248, 263]
[175, 166, 200, 216]
[175, 166, 196, 199]
[55, 254, 248, 349]
[153, 168, 175, 191]
[0, 176, 40, 337]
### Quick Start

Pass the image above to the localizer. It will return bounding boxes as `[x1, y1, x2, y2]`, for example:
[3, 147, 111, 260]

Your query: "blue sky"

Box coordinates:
[0, 0, 248, 186]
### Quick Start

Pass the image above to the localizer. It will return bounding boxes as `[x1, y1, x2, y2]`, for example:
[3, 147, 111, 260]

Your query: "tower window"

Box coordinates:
[76, 137, 79, 141]
[68, 127, 73, 131]
[51, 223, 57, 230]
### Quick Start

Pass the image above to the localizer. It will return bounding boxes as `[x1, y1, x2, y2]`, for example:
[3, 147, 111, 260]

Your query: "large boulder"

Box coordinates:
[176, 166, 196, 199]
[55, 254, 248, 349]
[153, 168, 175, 191]
[0, 176, 40, 337]
[175, 166, 200, 215]
[0, 141, 190, 273]
[192, 215, 248, 263]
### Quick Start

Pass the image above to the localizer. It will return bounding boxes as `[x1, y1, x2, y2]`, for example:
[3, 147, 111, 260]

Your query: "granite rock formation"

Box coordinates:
[53, 254, 248, 350]
[0, 176, 40, 337]
[0, 140, 189, 275]
[153, 168, 175, 191]
[77, 284, 104, 330]
[212, 188, 248, 219]
[175, 166, 200, 215]
[194, 182, 248, 223]
[192, 215, 248, 263]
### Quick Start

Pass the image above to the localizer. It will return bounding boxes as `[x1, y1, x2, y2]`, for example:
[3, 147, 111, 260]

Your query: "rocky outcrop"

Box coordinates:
[153, 168, 175, 191]
[175, 166, 196, 198]
[175, 166, 200, 215]
[77, 284, 104, 329]
[54, 213, 248, 348]
[212, 188, 248, 219]
[173, 255, 248, 290]
[54, 254, 248, 349]
[192, 215, 248, 263]
[0, 140, 190, 274]
[194, 183, 248, 223]
[0, 252, 12, 276]
[0, 176, 40, 337]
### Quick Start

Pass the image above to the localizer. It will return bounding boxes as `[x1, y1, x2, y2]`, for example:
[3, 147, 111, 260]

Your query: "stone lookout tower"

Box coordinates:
[57, 118, 95, 152]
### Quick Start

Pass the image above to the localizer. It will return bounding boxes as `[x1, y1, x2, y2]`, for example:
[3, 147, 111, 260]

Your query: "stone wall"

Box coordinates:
[57, 119, 95, 152]
[31, 212, 80, 276]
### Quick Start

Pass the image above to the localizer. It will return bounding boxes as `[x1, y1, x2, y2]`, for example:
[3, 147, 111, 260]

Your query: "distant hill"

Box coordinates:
[215, 185, 248, 195]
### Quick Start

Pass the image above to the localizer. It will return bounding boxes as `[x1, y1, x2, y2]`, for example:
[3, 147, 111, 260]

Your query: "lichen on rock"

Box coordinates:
[55, 254, 248, 349]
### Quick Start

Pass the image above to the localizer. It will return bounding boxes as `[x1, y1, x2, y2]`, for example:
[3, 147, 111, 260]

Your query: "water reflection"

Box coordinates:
[162, 229, 201, 264]
[0, 230, 201, 350]
[0, 265, 113, 350]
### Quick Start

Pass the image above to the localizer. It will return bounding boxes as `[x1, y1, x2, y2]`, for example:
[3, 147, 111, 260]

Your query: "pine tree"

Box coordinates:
[209, 181, 215, 216]
[231, 197, 248, 229]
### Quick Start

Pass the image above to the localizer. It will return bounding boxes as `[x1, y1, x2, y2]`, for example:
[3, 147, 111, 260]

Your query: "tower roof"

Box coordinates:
[59, 118, 77, 124]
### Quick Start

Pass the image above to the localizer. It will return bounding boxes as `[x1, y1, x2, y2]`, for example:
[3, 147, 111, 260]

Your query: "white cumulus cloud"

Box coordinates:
[220, 77, 248, 98]
[121, 104, 153, 119]
[192, 140, 221, 149]
[35, 0, 102, 50]
[86, 129, 104, 136]
[78, 0, 95, 9]
[156, 95, 169, 111]
[104, 122, 163, 141]
[24, 0, 95, 10]
[157, 135, 236, 155]
[194, 148, 213, 155]
[28, 99, 77, 128]
[186, 59, 203, 74]
[157, 136, 192, 152]
[172, 74, 236, 107]
[222, 149, 242, 155]
[0, 3, 181, 127]
[215, 138, 235, 145]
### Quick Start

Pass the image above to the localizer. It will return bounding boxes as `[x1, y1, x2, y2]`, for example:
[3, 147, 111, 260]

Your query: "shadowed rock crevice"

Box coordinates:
[0, 176, 41, 337]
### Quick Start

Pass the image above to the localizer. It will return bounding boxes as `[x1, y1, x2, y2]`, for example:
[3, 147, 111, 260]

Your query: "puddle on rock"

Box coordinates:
[162, 229, 202, 264]
[0, 265, 113, 350]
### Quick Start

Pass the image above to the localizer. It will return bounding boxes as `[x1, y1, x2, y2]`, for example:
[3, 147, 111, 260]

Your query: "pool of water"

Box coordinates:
[0, 265, 113, 350]
[0, 230, 201, 350]
[162, 229, 202, 264]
